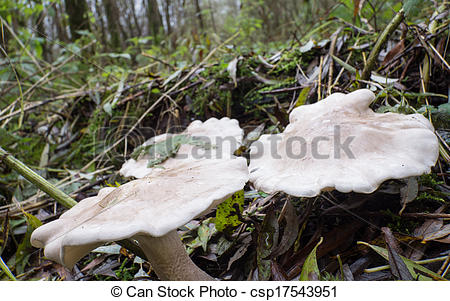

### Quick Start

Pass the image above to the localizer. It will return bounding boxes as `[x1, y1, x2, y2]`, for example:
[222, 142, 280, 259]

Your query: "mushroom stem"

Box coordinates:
[135, 230, 214, 281]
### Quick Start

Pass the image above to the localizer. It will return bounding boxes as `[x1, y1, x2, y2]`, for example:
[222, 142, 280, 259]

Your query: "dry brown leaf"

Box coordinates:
[382, 40, 405, 66]
[422, 224, 450, 242]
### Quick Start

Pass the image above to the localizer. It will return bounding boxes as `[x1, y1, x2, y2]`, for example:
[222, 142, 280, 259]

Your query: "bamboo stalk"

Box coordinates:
[0, 147, 77, 208]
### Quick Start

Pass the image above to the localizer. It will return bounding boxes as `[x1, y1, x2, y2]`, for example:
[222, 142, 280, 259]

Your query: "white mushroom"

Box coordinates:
[249, 89, 439, 197]
[31, 157, 249, 280]
[120, 117, 244, 178]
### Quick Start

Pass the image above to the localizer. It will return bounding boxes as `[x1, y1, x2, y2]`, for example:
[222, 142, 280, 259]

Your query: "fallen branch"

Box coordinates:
[402, 213, 450, 219]
[259, 85, 306, 95]
[361, 9, 405, 80]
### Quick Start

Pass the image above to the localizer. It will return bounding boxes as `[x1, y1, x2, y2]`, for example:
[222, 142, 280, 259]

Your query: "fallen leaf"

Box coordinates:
[299, 237, 323, 281]
[270, 200, 299, 258]
[382, 227, 403, 255]
[227, 236, 251, 270]
[215, 190, 244, 232]
[399, 177, 418, 215]
[271, 261, 287, 281]
[382, 40, 405, 66]
[81, 256, 106, 273]
[227, 57, 239, 87]
[386, 242, 414, 280]
[422, 224, 450, 242]
[342, 264, 354, 281]
[92, 244, 121, 255]
[257, 210, 279, 280]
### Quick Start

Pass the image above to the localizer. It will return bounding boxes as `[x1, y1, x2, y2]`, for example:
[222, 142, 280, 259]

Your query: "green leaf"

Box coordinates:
[92, 244, 122, 255]
[186, 219, 217, 254]
[358, 241, 446, 280]
[438, 103, 450, 114]
[295, 86, 311, 107]
[22, 211, 42, 230]
[0, 128, 20, 146]
[197, 223, 212, 252]
[331, 55, 357, 74]
[163, 67, 183, 87]
[215, 190, 244, 232]
[403, 0, 423, 17]
[34, 40, 43, 59]
[103, 102, 113, 116]
[300, 237, 323, 281]
[15, 211, 41, 274]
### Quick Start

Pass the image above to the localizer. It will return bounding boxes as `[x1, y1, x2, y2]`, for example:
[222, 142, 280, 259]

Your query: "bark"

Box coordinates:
[145, 0, 163, 38]
[120, 0, 136, 37]
[207, 0, 217, 33]
[53, 2, 69, 42]
[103, 0, 123, 49]
[163, 0, 172, 35]
[129, 0, 142, 37]
[193, 0, 204, 31]
[34, 1, 50, 61]
[65, 0, 91, 41]
[94, 0, 107, 47]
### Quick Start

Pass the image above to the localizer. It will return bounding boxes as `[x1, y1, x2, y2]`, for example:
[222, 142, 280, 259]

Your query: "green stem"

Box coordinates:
[0, 255, 17, 281]
[0, 147, 77, 208]
[364, 255, 449, 273]
[361, 9, 405, 81]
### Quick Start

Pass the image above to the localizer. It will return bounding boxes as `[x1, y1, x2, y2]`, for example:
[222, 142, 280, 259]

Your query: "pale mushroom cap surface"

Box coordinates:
[120, 117, 244, 178]
[249, 89, 439, 197]
[31, 156, 249, 268]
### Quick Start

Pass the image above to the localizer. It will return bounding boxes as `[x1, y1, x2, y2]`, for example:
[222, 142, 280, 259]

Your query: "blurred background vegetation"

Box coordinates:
[0, 0, 427, 58]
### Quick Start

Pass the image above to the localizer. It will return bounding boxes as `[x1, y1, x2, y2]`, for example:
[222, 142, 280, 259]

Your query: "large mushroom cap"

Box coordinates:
[31, 156, 249, 269]
[120, 117, 244, 178]
[249, 89, 439, 197]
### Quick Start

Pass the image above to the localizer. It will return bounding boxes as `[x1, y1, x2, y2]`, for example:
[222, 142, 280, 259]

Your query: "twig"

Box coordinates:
[318, 56, 323, 100]
[141, 52, 177, 70]
[327, 27, 342, 95]
[168, 80, 202, 96]
[361, 9, 405, 80]
[0, 90, 94, 122]
[402, 213, 450, 219]
[337, 18, 372, 35]
[259, 85, 306, 95]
